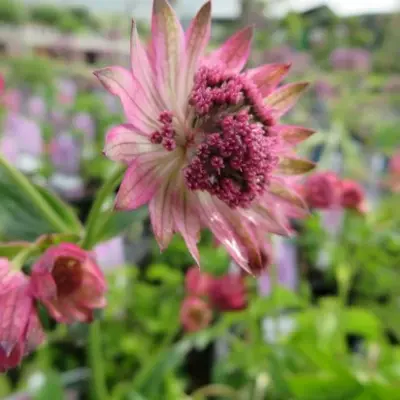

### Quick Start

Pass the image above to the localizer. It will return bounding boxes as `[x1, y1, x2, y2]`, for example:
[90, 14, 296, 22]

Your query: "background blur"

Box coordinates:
[1, 0, 400, 399]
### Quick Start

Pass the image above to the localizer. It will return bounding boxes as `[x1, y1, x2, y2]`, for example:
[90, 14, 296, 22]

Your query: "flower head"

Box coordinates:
[340, 179, 366, 213]
[180, 296, 212, 332]
[304, 171, 341, 209]
[0, 259, 44, 372]
[185, 266, 213, 297]
[30, 244, 106, 324]
[95, 0, 314, 274]
[209, 274, 247, 311]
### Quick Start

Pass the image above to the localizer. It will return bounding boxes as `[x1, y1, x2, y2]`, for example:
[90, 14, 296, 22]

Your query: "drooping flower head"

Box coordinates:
[0, 259, 44, 372]
[180, 296, 212, 332]
[30, 244, 106, 324]
[304, 171, 341, 209]
[340, 179, 366, 213]
[95, 0, 315, 274]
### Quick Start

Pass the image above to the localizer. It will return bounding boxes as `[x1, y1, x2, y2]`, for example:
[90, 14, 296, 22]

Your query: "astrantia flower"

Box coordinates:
[180, 296, 212, 332]
[30, 244, 106, 324]
[0, 259, 44, 372]
[209, 274, 247, 311]
[388, 151, 400, 192]
[95, 0, 314, 274]
[340, 179, 366, 213]
[185, 266, 213, 297]
[304, 171, 341, 209]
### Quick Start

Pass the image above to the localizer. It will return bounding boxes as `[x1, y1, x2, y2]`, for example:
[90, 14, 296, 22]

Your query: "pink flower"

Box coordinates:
[185, 266, 213, 297]
[0, 259, 44, 372]
[209, 274, 247, 311]
[95, 0, 314, 274]
[304, 171, 341, 209]
[180, 296, 212, 332]
[0, 73, 4, 95]
[340, 179, 366, 213]
[30, 244, 107, 324]
[388, 151, 400, 192]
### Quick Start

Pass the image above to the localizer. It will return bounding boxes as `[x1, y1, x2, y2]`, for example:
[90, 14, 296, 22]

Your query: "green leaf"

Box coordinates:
[33, 370, 64, 400]
[342, 308, 383, 340]
[288, 374, 362, 400]
[35, 185, 82, 234]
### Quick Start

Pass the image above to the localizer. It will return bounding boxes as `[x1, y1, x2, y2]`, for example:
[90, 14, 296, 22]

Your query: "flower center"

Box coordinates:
[184, 66, 279, 209]
[52, 256, 83, 297]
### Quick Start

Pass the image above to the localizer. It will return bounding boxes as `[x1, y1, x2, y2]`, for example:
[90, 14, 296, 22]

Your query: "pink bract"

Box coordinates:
[95, 0, 315, 274]
[30, 244, 107, 324]
[180, 296, 212, 332]
[0, 258, 44, 372]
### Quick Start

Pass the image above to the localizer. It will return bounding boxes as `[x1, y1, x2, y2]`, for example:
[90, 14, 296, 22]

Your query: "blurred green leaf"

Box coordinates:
[33, 371, 64, 400]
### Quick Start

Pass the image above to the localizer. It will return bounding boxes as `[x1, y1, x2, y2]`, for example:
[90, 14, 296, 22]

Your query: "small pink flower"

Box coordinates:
[340, 179, 366, 213]
[30, 244, 107, 324]
[304, 171, 341, 209]
[0, 259, 44, 372]
[185, 266, 213, 297]
[209, 274, 247, 311]
[180, 296, 212, 332]
[389, 151, 400, 175]
[95, 0, 315, 275]
[0, 73, 4, 95]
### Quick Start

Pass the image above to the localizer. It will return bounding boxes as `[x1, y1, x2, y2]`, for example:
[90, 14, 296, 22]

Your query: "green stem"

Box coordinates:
[0, 155, 69, 232]
[88, 320, 108, 400]
[81, 165, 125, 250]
[81, 165, 124, 400]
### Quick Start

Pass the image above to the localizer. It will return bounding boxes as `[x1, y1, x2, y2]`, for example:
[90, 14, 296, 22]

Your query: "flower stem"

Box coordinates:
[81, 165, 125, 250]
[88, 319, 108, 400]
[81, 165, 124, 400]
[0, 155, 69, 233]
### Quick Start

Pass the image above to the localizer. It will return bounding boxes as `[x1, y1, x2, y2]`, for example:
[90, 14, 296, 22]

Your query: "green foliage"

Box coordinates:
[0, 0, 26, 24]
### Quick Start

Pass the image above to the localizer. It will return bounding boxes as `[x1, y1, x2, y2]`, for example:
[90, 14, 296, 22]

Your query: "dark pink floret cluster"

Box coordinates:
[189, 65, 274, 126]
[150, 111, 177, 151]
[184, 110, 279, 208]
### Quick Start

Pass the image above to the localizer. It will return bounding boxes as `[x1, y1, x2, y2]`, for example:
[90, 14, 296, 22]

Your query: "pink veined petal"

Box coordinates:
[247, 63, 291, 97]
[247, 204, 291, 236]
[272, 124, 315, 147]
[0, 274, 31, 355]
[150, 0, 185, 110]
[104, 124, 157, 164]
[264, 82, 309, 119]
[206, 26, 253, 73]
[24, 312, 45, 355]
[94, 67, 158, 132]
[130, 20, 166, 112]
[29, 271, 57, 301]
[197, 194, 262, 275]
[115, 153, 167, 211]
[184, 1, 212, 100]
[173, 185, 201, 266]
[149, 171, 177, 250]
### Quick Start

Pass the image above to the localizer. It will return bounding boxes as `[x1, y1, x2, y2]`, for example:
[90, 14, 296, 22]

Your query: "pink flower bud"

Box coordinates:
[0, 258, 44, 372]
[180, 296, 212, 333]
[209, 274, 247, 311]
[184, 266, 213, 297]
[304, 171, 341, 209]
[30, 244, 107, 324]
[340, 179, 366, 213]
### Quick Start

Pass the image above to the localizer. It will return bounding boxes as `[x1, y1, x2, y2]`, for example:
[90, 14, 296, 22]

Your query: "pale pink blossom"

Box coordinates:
[30, 244, 106, 324]
[304, 171, 341, 209]
[180, 296, 212, 332]
[0, 259, 44, 372]
[95, 0, 314, 274]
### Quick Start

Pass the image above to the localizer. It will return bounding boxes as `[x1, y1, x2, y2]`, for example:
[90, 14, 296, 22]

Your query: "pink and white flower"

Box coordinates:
[95, 0, 314, 274]
[30, 244, 106, 324]
[0, 259, 44, 372]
